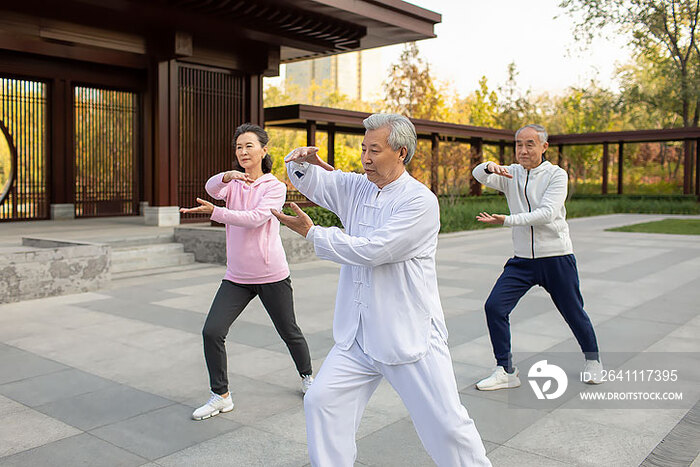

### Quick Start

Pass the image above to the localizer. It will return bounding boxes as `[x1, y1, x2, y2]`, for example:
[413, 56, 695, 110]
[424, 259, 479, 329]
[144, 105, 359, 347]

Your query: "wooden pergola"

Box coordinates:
[265, 104, 700, 197]
[264, 104, 514, 195]
[550, 128, 700, 196]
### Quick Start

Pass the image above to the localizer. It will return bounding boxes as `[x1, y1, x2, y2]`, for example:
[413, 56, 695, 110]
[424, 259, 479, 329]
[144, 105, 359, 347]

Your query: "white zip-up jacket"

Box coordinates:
[473, 160, 573, 259]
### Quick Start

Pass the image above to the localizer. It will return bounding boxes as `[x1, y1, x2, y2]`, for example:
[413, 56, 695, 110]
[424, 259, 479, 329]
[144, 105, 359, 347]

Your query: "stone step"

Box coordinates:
[111, 243, 195, 273]
[103, 234, 175, 248]
[111, 262, 213, 281]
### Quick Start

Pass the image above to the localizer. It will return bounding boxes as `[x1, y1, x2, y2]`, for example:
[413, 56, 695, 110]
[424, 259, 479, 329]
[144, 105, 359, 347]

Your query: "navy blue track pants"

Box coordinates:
[484, 254, 599, 369]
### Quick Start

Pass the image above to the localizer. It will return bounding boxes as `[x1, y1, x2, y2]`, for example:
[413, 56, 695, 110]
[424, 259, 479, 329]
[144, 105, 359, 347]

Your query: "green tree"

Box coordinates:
[560, 0, 700, 126]
[496, 62, 535, 131]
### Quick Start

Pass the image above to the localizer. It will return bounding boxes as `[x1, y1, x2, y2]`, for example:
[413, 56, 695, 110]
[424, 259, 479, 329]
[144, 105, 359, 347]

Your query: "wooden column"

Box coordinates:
[49, 77, 74, 206]
[327, 123, 335, 167]
[617, 142, 624, 194]
[602, 142, 609, 195]
[247, 74, 263, 126]
[684, 139, 692, 194]
[558, 144, 564, 165]
[696, 139, 699, 197]
[470, 138, 483, 196]
[306, 120, 316, 147]
[498, 142, 506, 165]
[152, 59, 178, 207]
[430, 133, 439, 194]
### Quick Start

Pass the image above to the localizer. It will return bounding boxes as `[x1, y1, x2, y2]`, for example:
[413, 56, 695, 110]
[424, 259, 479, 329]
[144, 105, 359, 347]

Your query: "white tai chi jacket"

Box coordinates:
[287, 161, 449, 365]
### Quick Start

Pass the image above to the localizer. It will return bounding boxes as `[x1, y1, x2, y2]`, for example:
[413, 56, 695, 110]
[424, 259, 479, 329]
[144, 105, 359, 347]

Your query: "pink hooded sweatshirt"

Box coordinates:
[205, 172, 290, 284]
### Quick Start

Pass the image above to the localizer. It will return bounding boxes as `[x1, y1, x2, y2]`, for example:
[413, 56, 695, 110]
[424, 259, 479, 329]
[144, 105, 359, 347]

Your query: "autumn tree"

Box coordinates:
[382, 42, 446, 120]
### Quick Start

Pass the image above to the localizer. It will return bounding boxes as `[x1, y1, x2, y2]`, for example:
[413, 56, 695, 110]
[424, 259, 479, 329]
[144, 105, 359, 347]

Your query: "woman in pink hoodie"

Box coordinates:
[180, 123, 313, 421]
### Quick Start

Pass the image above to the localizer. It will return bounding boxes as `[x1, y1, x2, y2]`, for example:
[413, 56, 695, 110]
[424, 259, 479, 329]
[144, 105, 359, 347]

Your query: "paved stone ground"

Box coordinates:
[1, 214, 699, 466]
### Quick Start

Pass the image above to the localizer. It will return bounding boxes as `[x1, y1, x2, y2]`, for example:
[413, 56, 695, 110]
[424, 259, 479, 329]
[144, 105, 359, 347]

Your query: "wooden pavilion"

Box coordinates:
[0, 0, 441, 224]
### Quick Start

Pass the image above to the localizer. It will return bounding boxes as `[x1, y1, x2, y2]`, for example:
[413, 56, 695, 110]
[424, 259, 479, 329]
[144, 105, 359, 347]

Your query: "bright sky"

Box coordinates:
[395, 0, 633, 96]
[265, 0, 634, 99]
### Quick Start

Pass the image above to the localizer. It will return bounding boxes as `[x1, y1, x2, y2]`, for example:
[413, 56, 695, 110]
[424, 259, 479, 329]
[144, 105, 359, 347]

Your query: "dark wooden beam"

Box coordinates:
[551, 127, 700, 145]
[264, 104, 514, 145]
[0, 31, 148, 70]
[0, 50, 145, 91]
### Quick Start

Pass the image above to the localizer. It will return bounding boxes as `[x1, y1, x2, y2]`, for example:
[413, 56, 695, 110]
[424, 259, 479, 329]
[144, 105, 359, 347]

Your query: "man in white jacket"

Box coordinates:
[472, 124, 603, 391]
[272, 114, 491, 467]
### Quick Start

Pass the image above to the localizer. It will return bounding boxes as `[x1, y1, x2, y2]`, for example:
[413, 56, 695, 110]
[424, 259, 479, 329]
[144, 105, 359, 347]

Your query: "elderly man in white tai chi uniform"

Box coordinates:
[271, 113, 491, 467]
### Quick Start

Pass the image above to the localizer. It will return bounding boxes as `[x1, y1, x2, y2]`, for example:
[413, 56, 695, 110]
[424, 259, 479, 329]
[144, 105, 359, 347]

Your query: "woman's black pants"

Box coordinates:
[202, 277, 312, 395]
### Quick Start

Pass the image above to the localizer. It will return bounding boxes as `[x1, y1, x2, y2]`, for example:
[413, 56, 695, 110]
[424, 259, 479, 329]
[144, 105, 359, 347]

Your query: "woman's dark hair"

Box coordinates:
[232, 123, 273, 174]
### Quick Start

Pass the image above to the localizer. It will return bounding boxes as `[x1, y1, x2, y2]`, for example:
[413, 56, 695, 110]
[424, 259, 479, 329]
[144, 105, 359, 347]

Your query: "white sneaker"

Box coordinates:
[582, 359, 604, 384]
[192, 392, 234, 420]
[476, 366, 521, 391]
[301, 375, 314, 395]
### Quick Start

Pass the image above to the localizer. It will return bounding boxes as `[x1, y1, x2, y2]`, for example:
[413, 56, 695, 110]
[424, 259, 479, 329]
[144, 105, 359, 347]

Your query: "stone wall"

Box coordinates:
[174, 225, 317, 265]
[0, 238, 110, 304]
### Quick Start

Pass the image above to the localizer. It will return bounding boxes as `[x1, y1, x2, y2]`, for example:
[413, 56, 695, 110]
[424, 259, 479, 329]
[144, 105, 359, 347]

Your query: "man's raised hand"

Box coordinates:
[271, 203, 314, 238]
[476, 212, 505, 225]
[284, 147, 334, 171]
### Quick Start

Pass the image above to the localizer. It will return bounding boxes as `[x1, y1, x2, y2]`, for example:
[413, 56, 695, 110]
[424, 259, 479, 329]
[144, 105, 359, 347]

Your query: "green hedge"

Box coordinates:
[283, 205, 343, 228]
[290, 195, 700, 233]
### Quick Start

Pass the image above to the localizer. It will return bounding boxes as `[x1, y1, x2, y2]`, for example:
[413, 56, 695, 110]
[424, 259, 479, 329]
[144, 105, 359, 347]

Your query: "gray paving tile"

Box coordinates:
[156, 426, 308, 467]
[488, 445, 571, 466]
[77, 299, 204, 334]
[0, 433, 147, 467]
[35, 384, 174, 430]
[227, 321, 291, 348]
[0, 406, 80, 458]
[505, 410, 658, 466]
[356, 417, 434, 466]
[458, 393, 548, 445]
[0, 368, 114, 407]
[620, 283, 700, 325]
[445, 311, 495, 346]
[90, 404, 240, 461]
[595, 249, 698, 283]
[579, 316, 678, 353]
[101, 285, 185, 303]
[0, 346, 68, 385]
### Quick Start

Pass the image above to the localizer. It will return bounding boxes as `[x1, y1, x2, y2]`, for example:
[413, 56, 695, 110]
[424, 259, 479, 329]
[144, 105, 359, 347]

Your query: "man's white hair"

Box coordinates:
[515, 124, 548, 144]
[362, 113, 417, 164]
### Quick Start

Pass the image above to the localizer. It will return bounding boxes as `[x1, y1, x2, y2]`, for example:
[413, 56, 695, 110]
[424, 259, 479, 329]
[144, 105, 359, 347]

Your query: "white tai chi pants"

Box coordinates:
[304, 327, 491, 467]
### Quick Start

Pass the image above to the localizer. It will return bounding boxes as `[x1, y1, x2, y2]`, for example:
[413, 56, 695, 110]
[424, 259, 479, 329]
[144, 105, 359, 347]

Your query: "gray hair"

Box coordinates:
[362, 113, 417, 164]
[515, 124, 548, 144]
